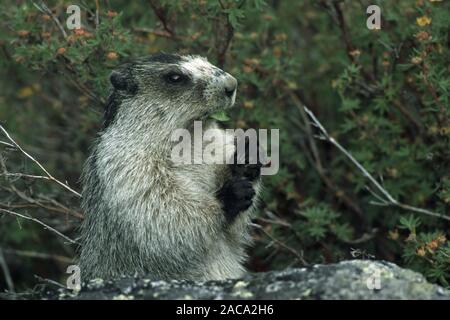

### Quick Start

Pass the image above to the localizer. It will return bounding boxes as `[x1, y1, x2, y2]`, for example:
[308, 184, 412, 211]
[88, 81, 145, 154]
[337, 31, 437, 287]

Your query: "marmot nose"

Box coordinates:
[224, 76, 237, 98]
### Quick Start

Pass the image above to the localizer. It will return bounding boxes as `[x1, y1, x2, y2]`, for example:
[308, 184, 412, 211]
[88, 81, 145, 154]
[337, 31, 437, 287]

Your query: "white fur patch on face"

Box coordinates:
[181, 55, 236, 107]
[181, 56, 218, 80]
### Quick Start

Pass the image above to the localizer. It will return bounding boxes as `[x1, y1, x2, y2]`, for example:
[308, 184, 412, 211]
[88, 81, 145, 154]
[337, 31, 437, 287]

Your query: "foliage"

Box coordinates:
[0, 0, 448, 290]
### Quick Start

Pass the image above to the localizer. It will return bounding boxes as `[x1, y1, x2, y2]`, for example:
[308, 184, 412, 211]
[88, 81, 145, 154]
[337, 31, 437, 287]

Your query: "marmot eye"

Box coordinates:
[165, 72, 187, 84]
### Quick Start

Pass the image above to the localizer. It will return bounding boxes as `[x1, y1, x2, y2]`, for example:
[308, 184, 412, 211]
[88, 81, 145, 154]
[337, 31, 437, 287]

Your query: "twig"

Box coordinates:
[59, 64, 104, 107]
[132, 27, 186, 41]
[214, 2, 234, 68]
[290, 92, 364, 220]
[303, 106, 450, 221]
[3, 249, 73, 264]
[149, 0, 174, 36]
[291, 93, 323, 171]
[256, 215, 304, 245]
[0, 200, 83, 220]
[392, 99, 423, 132]
[364, 186, 388, 204]
[0, 141, 14, 148]
[421, 63, 448, 127]
[32, 1, 68, 39]
[95, 0, 100, 28]
[0, 184, 83, 220]
[343, 229, 378, 244]
[251, 223, 308, 266]
[34, 275, 67, 289]
[38, 194, 84, 219]
[1, 172, 51, 181]
[330, 1, 355, 63]
[0, 125, 81, 197]
[257, 217, 291, 228]
[0, 208, 79, 244]
[320, 1, 375, 82]
[0, 248, 15, 293]
[0, 156, 83, 221]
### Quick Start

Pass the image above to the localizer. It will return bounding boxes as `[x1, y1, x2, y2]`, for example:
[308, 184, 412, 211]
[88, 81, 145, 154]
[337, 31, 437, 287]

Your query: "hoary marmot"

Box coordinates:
[79, 53, 261, 281]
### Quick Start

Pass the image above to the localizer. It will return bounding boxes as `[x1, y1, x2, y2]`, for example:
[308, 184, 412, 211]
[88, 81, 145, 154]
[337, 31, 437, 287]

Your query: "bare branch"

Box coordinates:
[304, 106, 450, 222]
[34, 275, 67, 289]
[3, 249, 73, 264]
[0, 125, 81, 197]
[132, 27, 186, 41]
[290, 92, 364, 219]
[0, 172, 51, 181]
[251, 222, 308, 266]
[214, 3, 234, 68]
[149, 0, 175, 36]
[95, 0, 100, 28]
[0, 141, 14, 148]
[32, 1, 68, 39]
[0, 248, 15, 293]
[0, 208, 79, 244]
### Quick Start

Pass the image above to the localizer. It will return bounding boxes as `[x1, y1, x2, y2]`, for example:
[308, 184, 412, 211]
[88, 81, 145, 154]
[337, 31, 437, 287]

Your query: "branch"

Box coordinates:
[32, 1, 68, 39]
[34, 275, 67, 289]
[290, 92, 364, 220]
[421, 63, 448, 128]
[0, 184, 83, 220]
[94, 0, 100, 28]
[0, 248, 15, 293]
[149, 0, 175, 36]
[303, 106, 450, 222]
[251, 222, 308, 266]
[214, 2, 234, 68]
[1, 172, 51, 181]
[0, 125, 81, 197]
[392, 99, 423, 133]
[0, 208, 78, 244]
[60, 61, 105, 107]
[132, 27, 186, 41]
[0, 141, 14, 148]
[2, 249, 73, 264]
[320, 0, 375, 82]
[0, 155, 84, 220]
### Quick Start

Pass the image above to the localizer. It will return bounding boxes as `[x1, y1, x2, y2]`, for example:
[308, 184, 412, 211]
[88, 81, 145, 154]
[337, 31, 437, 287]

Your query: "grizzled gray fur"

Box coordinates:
[79, 53, 261, 281]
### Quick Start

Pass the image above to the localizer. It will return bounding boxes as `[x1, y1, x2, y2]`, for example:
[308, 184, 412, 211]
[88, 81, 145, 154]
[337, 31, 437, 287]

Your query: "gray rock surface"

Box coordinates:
[43, 260, 449, 300]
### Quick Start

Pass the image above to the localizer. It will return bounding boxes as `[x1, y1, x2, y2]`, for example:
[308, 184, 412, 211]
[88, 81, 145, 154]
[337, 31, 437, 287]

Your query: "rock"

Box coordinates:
[41, 260, 449, 300]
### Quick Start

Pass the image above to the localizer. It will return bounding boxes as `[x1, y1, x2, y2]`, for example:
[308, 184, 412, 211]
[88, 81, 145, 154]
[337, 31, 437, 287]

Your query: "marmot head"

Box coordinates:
[104, 53, 237, 130]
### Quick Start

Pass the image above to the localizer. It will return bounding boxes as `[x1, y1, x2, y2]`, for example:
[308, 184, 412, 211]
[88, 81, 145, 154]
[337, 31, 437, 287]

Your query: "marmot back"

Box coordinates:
[79, 53, 261, 281]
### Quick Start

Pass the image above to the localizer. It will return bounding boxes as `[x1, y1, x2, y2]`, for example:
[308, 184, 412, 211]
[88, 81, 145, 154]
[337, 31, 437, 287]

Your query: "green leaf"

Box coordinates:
[340, 98, 360, 112]
[398, 214, 421, 233]
[210, 111, 230, 122]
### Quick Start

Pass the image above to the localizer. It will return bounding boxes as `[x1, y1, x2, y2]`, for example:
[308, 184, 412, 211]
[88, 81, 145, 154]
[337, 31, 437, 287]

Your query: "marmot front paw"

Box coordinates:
[217, 176, 256, 222]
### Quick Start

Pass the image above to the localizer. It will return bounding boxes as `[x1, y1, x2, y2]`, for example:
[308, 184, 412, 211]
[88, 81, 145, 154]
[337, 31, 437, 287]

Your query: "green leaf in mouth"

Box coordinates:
[209, 111, 230, 122]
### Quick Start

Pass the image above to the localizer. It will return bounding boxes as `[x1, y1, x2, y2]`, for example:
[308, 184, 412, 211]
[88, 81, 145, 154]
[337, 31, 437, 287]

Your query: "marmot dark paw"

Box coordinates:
[217, 176, 256, 222]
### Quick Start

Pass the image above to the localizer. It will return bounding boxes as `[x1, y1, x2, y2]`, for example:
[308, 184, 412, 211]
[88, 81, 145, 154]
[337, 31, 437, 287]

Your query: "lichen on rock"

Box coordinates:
[39, 260, 450, 300]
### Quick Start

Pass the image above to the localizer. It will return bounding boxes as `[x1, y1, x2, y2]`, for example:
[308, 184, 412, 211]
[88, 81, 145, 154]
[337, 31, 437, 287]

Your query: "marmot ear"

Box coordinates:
[109, 70, 138, 93]
[110, 71, 128, 91]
